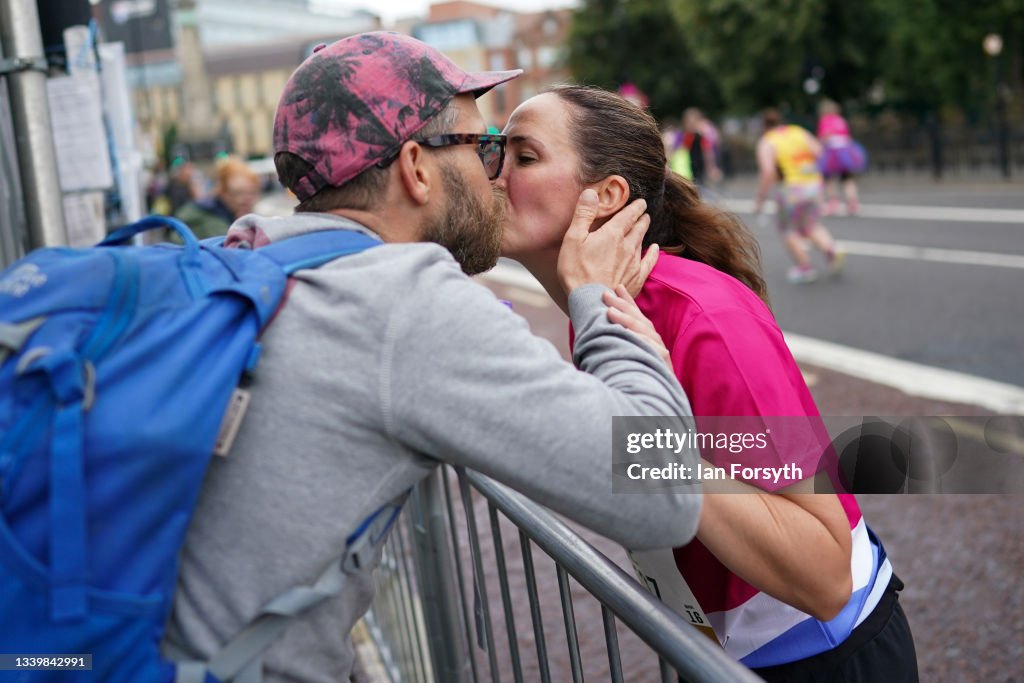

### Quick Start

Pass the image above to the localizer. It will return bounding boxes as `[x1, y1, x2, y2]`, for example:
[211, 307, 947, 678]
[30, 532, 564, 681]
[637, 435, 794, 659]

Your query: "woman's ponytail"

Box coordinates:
[648, 172, 769, 305]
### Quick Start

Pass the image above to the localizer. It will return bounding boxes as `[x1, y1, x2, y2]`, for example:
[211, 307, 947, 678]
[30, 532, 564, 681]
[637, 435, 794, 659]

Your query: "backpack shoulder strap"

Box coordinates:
[256, 229, 383, 275]
[173, 491, 410, 683]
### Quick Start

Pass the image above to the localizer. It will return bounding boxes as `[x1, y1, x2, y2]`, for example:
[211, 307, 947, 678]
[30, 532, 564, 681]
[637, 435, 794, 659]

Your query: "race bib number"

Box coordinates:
[629, 549, 719, 645]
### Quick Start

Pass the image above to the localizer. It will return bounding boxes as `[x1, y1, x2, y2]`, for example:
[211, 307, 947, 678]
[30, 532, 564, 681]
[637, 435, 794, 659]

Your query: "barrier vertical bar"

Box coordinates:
[393, 516, 430, 681]
[602, 605, 624, 683]
[519, 531, 552, 683]
[410, 470, 472, 683]
[457, 470, 501, 683]
[556, 566, 584, 683]
[441, 470, 480, 683]
[382, 538, 418, 682]
[488, 504, 524, 682]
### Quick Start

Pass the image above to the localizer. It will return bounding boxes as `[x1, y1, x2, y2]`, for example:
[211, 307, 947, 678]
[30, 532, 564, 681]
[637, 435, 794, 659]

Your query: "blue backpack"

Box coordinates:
[0, 216, 404, 682]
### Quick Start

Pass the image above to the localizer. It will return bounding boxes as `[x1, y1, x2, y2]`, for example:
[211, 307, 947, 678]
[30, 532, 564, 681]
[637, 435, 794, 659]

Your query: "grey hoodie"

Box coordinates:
[163, 212, 702, 682]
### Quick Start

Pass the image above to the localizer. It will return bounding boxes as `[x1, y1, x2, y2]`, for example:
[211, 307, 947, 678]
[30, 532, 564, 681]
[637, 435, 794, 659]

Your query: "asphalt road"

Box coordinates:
[718, 176, 1024, 387]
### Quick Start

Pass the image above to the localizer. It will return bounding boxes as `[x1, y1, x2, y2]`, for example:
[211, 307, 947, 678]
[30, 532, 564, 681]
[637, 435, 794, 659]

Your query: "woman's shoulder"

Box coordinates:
[645, 253, 773, 321]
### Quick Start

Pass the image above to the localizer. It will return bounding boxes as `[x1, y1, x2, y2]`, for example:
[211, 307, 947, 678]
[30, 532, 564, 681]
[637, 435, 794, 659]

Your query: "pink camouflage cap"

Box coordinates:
[273, 32, 521, 201]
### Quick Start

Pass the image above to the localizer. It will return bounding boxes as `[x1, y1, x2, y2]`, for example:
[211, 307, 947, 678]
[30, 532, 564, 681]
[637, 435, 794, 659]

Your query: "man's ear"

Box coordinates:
[396, 140, 432, 206]
[591, 175, 630, 219]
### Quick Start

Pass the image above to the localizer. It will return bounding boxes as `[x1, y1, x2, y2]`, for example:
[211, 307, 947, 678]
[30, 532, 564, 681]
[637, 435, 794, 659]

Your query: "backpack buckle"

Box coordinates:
[17, 349, 96, 412]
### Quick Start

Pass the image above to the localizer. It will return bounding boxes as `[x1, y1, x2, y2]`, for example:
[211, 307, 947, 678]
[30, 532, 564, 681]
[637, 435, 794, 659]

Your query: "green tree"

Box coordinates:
[669, 0, 826, 112]
[811, 0, 890, 105]
[567, 0, 723, 120]
[671, 0, 891, 116]
[870, 0, 1024, 116]
[669, 0, 889, 114]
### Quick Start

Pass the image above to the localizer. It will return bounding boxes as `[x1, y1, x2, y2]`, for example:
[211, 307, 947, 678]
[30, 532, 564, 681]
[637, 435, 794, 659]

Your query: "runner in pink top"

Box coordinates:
[635, 253, 893, 668]
[498, 85, 918, 682]
[816, 99, 867, 216]
[817, 111, 851, 139]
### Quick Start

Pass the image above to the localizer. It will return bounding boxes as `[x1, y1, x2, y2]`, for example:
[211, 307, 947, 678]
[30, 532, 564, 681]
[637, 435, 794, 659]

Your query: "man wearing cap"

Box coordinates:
[162, 32, 702, 682]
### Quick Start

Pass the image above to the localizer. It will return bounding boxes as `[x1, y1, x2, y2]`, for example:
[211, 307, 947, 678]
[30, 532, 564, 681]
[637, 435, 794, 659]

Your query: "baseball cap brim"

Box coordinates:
[459, 69, 523, 97]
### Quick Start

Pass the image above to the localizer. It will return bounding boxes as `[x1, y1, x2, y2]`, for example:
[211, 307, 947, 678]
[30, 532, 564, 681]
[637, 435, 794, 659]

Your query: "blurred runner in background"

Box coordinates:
[754, 108, 844, 284]
[817, 99, 867, 216]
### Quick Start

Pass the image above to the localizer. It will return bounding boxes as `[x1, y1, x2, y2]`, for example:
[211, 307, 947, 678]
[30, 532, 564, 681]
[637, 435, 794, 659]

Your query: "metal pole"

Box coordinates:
[996, 60, 1011, 179]
[0, 0, 67, 249]
[410, 470, 472, 683]
[0, 79, 26, 267]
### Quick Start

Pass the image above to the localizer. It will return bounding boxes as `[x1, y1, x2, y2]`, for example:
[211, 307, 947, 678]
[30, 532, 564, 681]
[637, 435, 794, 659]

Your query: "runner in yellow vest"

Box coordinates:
[753, 109, 845, 283]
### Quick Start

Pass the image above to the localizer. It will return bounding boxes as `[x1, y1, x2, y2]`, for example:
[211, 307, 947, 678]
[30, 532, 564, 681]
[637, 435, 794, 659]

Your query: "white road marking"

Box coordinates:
[783, 332, 1024, 414]
[480, 263, 1024, 413]
[723, 198, 1024, 225]
[837, 240, 1024, 269]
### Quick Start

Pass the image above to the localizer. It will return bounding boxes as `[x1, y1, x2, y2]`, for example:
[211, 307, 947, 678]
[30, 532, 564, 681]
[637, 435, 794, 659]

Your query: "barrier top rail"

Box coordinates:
[462, 468, 764, 683]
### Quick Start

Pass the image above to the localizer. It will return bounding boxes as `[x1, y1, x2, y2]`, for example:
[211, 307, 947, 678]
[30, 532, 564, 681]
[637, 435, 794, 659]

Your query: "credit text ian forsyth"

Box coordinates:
[624, 427, 804, 485]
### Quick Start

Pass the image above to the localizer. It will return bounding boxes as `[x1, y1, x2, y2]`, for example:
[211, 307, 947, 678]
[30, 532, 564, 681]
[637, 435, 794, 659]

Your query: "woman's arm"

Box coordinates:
[606, 297, 854, 621]
[696, 471, 853, 622]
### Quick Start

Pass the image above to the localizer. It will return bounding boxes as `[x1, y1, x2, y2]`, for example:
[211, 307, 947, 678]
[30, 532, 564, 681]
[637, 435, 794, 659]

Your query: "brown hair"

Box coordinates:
[762, 107, 783, 130]
[551, 85, 769, 305]
[214, 156, 259, 194]
[818, 99, 840, 117]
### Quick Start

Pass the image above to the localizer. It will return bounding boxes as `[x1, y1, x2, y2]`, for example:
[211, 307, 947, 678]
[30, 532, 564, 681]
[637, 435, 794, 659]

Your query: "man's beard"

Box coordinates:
[421, 164, 505, 276]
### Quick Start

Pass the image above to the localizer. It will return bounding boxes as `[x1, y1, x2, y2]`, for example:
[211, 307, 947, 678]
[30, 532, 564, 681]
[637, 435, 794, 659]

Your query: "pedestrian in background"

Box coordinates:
[663, 108, 723, 192]
[165, 158, 201, 215]
[681, 107, 723, 187]
[817, 99, 867, 216]
[174, 156, 262, 239]
[754, 108, 845, 284]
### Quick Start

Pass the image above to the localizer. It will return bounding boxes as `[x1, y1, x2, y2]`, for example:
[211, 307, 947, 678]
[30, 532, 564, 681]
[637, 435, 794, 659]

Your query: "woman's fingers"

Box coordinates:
[606, 304, 649, 334]
[614, 284, 641, 309]
[624, 244, 659, 298]
[604, 287, 654, 334]
[603, 287, 673, 370]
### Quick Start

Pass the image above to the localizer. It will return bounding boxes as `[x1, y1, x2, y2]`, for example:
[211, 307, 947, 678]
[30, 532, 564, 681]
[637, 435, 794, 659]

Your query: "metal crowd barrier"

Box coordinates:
[364, 467, 762, 683]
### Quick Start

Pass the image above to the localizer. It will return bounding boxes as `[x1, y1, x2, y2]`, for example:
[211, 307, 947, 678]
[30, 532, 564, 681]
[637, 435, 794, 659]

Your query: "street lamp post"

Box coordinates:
[983, 33, 1010, 179]
[0, 0, 69, 250]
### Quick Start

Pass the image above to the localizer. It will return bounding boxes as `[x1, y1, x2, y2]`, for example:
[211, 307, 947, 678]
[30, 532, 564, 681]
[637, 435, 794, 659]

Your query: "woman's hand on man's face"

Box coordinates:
[557, 189, 658, 296]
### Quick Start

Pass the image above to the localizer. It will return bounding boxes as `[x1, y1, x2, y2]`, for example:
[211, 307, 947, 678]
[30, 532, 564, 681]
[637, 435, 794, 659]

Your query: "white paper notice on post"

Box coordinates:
[47, 72, 114, 192]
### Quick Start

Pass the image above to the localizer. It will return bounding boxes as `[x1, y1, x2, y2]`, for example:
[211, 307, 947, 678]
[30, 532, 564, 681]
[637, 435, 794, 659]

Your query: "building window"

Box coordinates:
[416, 21, 478, 51]
[517, 47, 533, 70]
[216, 79, 234, 112]
[537, 46, 559, 70]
